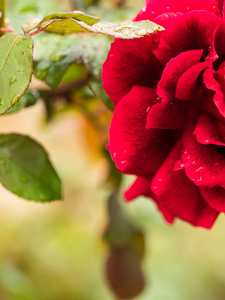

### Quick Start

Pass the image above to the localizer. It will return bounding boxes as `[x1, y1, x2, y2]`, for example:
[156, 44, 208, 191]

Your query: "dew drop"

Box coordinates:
[186, 156, 191, 160]
[158, 178, 162, 182]
[0, 98, 3, 105]
[10, 94, 20, 105]
[196, 176, 202, 182]
[146, 106, 150, 113]
[204, 139, 209, 143]
[27, 44, 33, 49]
[192, 161, 197, 166]
[9, 76, 16, 86]
[152, 186, 157, 191]
[196, 166, 207, 174]
[113, 152, 117, 158]
[156, 96, 162, 102]
[21, 51, 25, 55]
[23, 37, 28, 41]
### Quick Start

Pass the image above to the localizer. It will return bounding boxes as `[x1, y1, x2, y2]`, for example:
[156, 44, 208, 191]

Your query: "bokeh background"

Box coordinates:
[1, 0, 225, 299]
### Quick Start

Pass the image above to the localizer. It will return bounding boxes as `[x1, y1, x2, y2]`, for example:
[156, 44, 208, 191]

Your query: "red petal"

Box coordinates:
[146, 100, 187, 129]
[151, 139, 219, 228]
[158, 50, 203, 100]
[124, 177, 152, 201]
[193, 113, 225, 146]
[203, 67, 225, 118]
[213, 20, 225, 61]
[153, 11, 221, 66]
[124, 177, 175, 223]
[108, 85, 177, 178]
[102, 34, 163, 106]
[153, 13, 183, 29]
[147, 50, 203, 129]
[199, 186, 225, 212]
[180, 113, 225, 189]
[176, 62, 209, 101]
[135, 0, 221, 21]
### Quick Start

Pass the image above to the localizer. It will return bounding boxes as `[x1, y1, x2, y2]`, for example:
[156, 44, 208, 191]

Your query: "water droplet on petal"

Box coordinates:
[192, 161, 197, 166]
[9, 76, 16, 86]
[196, 176, 202, 182]
[112, 152, 117, 158]
[146, 106, 150, 113]
[152, 186, 157, 191]
[204, 139, 209, 143]
[196, 166, 207, 174]
[158, 178, 162, 182]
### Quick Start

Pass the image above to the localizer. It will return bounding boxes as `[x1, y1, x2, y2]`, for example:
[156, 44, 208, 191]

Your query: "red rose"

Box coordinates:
[102, 0, 225, 228]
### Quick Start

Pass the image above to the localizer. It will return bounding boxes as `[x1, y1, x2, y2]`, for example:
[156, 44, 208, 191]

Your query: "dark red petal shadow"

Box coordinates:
[151, 139, 219, 228]
[108, 85, 177, 178]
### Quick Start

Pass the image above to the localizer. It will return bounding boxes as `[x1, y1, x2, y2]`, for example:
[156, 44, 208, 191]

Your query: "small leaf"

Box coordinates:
[0, 33, 33, 114]
[24, 10, 164, 39]
[0, 134, 61, 201]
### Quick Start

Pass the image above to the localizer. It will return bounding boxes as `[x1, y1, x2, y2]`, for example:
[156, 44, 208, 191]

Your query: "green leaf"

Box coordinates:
[0, 134, 61, 202]
[23, 10, 164, 39]
[7, 90, 39, 114]
[0, 33, 33, 115]
[33, 34, 85, 90]
[23, 11, 99, 35]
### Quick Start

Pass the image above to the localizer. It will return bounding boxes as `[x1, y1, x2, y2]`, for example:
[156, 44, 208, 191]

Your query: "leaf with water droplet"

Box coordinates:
[23, 10, 164, 39]
[0, 134, 61, 202]
[0, 33, 33, 114]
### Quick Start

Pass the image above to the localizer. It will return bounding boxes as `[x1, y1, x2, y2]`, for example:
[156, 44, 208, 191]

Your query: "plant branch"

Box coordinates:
[0, 0, 6, 33]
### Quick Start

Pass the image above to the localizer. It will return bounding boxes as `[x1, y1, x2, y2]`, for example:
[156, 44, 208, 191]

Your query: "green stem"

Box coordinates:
[0, 0, 5, 30]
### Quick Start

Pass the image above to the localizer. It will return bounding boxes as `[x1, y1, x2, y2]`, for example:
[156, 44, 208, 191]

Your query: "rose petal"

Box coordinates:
[153, 12, 183, 29]
[176, 62, 209, 101]
[108, 85, 177, 177]
[102, 34, 163, 106]
[199, 186, 225, 212]
[153, 11, 221, 66]
[203, 67, 225, 117]
[193, 113, 225, 146]
[151, 139, 219, 228]
[135, 0, 221, 21]
[124, 176, 175, 223]
[146, 100, 187, 129]
[180, 112, 225, 189]
[146, 50, 203, 129]
[213, 20, 225, 62]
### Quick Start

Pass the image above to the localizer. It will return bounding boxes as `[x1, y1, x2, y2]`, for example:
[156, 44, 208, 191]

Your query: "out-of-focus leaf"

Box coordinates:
[0, 134, 61, 201]
[0, 33, 33, 115]
[106, 245, 145, 299]
[7, 90, 39, 114]
[33, 34, 85, 90]
[88, 79, 113, 111]
[24, 10, 164, 39]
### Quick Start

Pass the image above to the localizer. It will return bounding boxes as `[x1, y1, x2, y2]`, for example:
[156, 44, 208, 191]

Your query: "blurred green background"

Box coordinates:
[1, 0, 225, 299]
